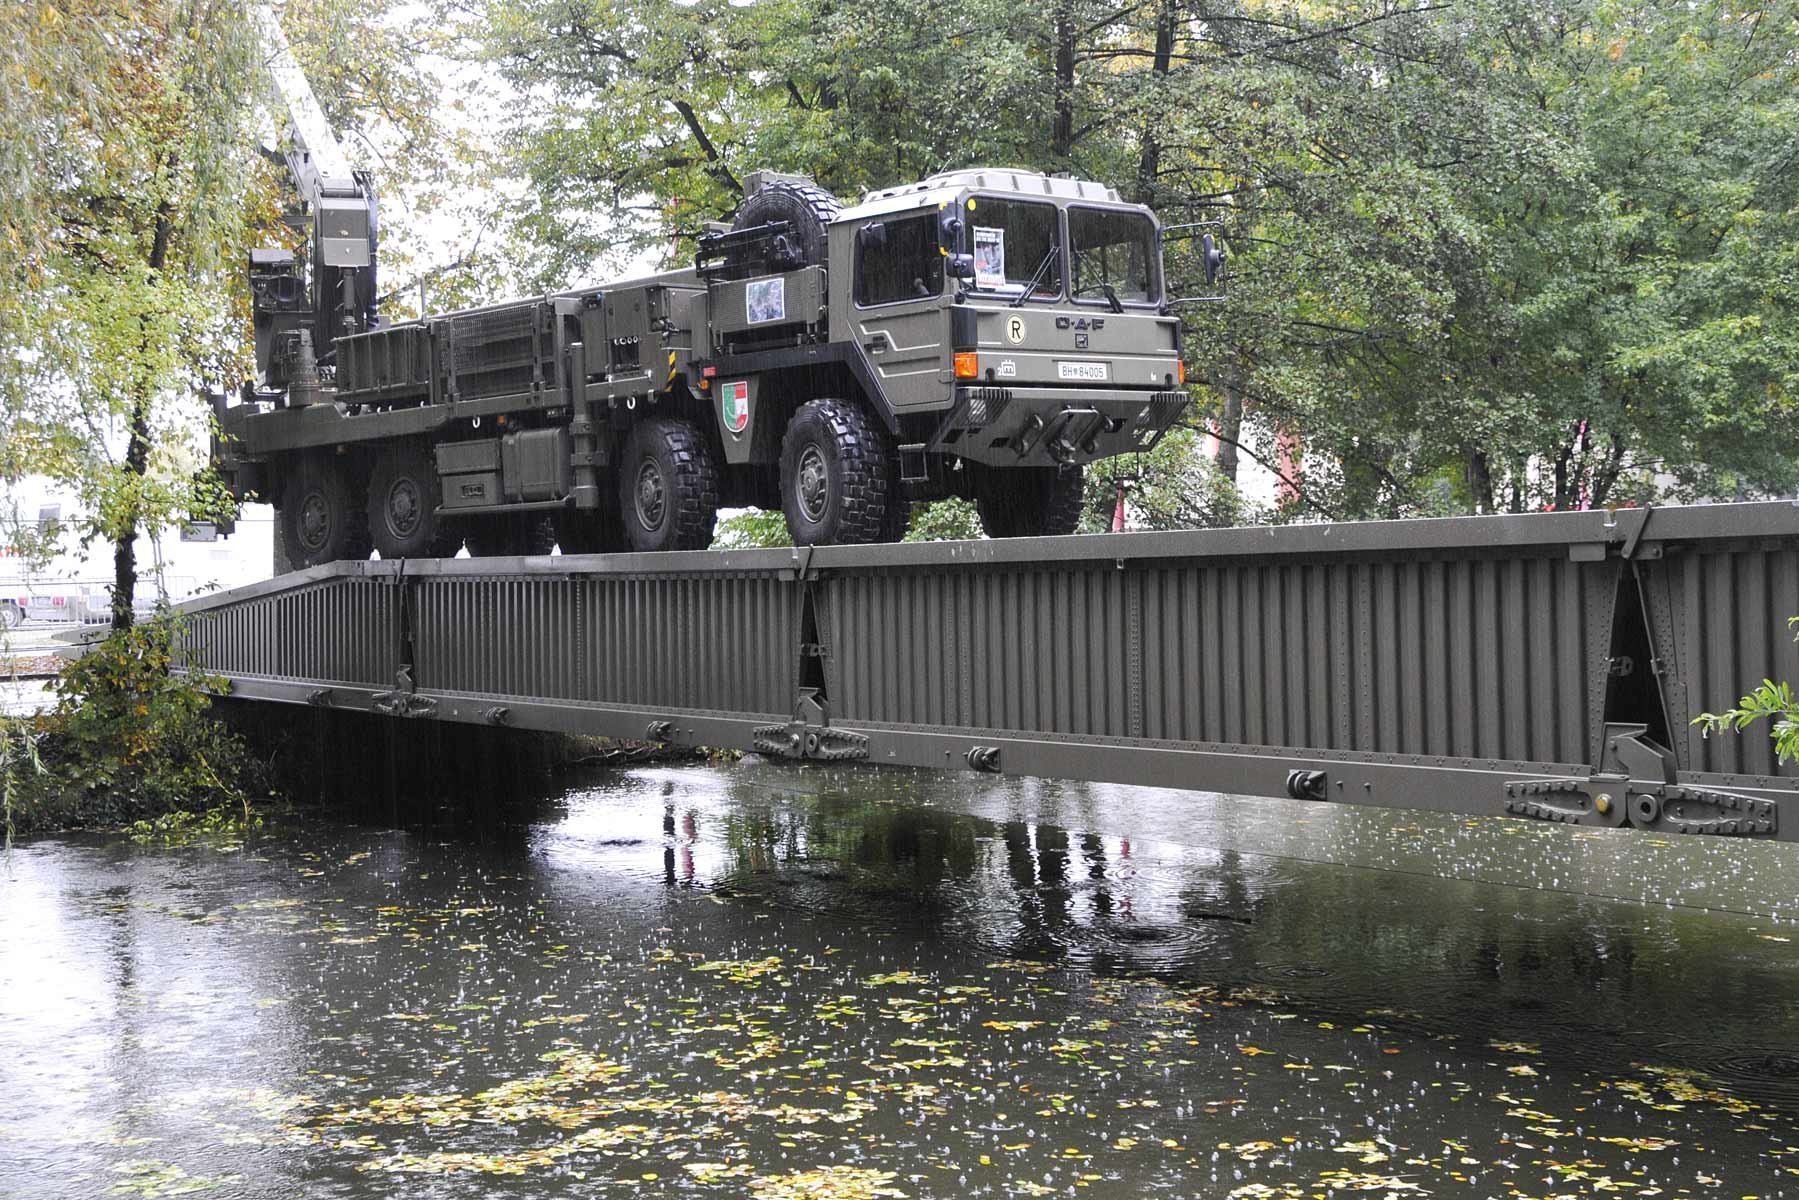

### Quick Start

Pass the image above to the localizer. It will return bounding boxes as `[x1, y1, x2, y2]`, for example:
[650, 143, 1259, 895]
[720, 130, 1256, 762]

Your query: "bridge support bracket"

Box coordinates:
[966, 746, 1002, 773]
[1285, 769, 1328, 802]
[1504, 723, 1778, 837]
[752, 690, 869, 762]
[372, 665, 438, 720]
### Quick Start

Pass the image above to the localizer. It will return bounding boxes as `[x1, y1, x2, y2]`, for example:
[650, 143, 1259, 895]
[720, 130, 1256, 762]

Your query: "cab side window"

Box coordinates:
[855, 214, 943, 306]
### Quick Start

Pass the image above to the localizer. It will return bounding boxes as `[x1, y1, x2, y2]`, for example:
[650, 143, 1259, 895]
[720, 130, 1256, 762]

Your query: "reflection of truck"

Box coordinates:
[220, 20, 1194, 565]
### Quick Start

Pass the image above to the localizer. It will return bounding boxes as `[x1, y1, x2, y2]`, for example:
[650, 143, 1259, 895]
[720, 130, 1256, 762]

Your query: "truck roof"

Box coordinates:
[838, 168, 1129, 224]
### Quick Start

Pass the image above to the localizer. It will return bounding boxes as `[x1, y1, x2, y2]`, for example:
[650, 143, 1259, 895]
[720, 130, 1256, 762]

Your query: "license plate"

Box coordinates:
[1057, 360, 1108, 381]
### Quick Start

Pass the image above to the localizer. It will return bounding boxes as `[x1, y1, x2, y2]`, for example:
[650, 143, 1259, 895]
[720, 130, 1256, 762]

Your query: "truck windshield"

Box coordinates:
[965, 198, 1062, 299]
[1069, 207, 1159, 305]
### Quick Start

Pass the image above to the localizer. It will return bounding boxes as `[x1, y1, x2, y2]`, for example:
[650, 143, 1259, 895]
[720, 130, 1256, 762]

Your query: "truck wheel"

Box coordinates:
[1, 601, 21, 629]
[779, 398, 899, 546]
[975, 465, 1087, 538]
[279, 455, 371, 567]
[618, 418, 720, 552]
[368, 444, 459, 559]
[463, 516, 556, 558]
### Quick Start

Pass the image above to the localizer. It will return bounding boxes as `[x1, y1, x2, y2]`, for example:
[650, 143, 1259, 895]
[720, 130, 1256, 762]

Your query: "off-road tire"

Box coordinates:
[367, 442, 459, 560]
[463, 515, 557, 558]
[618, 418, 720, 553]
[1, 600, 22, 629]
[780, 399, 901, 546]
[730, 180, 841, 273]
[974, 464, 1087, 538]
[278, 454, 371, 567]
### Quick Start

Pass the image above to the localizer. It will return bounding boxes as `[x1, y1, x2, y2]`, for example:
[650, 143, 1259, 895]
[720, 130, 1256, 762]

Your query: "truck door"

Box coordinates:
[847, 212, 948, 415]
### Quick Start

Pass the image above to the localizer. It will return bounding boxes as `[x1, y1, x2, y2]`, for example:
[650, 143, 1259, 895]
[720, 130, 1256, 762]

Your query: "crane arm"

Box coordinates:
[246, 4, 380, 397]
[252, 4, 358, 209]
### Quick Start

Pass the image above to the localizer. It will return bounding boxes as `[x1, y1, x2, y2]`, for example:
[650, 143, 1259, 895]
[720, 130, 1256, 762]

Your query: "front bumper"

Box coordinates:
[929, 385, 1190, 468]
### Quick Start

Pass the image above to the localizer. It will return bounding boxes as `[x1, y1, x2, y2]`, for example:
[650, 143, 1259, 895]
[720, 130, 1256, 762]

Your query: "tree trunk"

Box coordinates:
[1051, 3, 1076, 162]
[110, 398, 153, 630]
[1589, 434, 1626, 509]
[1213, 367, 1244, 484]
[112, 199, 174, 631]
[1468, 450, 1495, 515]
[1132, 1, 1176, 206]
[1551, 438, 1573, 511]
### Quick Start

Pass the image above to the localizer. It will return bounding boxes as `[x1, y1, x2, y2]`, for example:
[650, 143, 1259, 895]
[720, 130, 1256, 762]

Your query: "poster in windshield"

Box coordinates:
[973, 227, 1005, 290]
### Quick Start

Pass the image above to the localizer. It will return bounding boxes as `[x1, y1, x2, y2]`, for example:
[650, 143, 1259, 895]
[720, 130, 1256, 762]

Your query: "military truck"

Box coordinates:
[217, 167, 1197, 566]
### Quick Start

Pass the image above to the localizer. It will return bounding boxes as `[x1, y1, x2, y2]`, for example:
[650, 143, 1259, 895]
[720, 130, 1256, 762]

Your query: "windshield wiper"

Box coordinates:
[1010, 244, 1060, 307]
[1099, 282, 1124, 314]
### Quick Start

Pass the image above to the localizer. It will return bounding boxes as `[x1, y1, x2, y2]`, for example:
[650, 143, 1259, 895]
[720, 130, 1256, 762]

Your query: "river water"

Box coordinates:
[4, 760, 1799, 1199]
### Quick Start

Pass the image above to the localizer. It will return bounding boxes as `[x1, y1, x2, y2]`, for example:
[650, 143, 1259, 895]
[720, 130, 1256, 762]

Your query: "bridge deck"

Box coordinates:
[177, 502, 1799, 839]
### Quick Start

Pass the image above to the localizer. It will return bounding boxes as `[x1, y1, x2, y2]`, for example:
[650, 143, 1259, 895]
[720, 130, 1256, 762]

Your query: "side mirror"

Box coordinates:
[857, 222, 888, 251]
[937, 210, 963, 248]
[1203, 232, 1226, 286]
[945, 253, 976, 279]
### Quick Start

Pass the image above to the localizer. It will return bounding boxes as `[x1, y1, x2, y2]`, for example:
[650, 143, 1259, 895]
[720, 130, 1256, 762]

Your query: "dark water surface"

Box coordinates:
[5, 761, 1799, 1199]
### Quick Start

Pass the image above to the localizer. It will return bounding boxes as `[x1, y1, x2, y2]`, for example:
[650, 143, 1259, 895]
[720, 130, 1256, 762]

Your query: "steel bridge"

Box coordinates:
[176, 502, 1799, 840]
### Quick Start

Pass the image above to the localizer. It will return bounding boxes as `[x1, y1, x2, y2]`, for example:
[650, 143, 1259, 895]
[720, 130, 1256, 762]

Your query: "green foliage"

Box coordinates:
[32, 613, 254, 824]
[124, 802, 263, 847]
[468, 0, 1799, 521]
[905, 498, 982, 543]
[713, 508, 793, 549]
[710, 498, 988, 547]
[0, 715, 47, 853]
[1080, 427, 1255, 533]
[1694, 619, 1799, 764]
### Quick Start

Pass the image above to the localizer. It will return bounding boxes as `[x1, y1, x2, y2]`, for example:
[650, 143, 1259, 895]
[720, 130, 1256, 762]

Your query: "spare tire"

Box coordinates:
[729, 179, 841, 274]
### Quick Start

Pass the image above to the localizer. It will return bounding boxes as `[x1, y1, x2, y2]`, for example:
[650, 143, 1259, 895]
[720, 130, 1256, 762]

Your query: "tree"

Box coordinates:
[463, 0, 1798, 527]
[1, 0, 263, 629]
[1, 0, 459, 627]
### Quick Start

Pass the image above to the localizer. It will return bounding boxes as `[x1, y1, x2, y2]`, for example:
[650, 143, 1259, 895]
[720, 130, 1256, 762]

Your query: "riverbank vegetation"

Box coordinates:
[1, 614, 259, 837]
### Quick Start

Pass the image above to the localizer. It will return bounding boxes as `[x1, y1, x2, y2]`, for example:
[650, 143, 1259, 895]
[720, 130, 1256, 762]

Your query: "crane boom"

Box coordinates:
[253, 5, 358, 218]
[246, 4, 379, 400]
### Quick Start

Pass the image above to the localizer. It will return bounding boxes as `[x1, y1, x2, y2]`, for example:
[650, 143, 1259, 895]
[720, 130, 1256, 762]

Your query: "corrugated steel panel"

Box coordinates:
[404, 569, 799, 718]
[181, 576, 399, 687]
[1640, 540, 1799, 782]
[823, 550, 1615, 768]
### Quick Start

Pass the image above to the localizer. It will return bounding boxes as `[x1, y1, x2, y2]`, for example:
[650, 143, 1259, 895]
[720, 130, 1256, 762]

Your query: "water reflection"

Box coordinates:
[2, 758, 1799, 1198]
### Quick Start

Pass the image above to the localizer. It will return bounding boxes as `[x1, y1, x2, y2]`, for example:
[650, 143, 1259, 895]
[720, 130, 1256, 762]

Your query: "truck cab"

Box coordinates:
[843, 170, 1184, 462]
[700, 168, 1188, 544]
